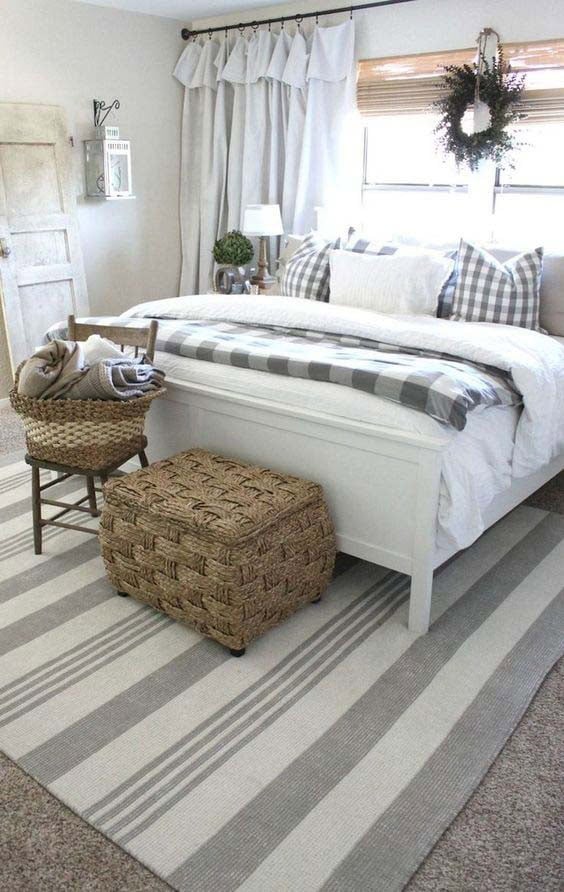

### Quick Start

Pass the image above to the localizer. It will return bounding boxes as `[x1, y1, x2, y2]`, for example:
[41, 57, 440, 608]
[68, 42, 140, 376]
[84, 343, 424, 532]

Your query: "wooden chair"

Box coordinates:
[67, 315, 158, 363]
[26, 315, 159, 554]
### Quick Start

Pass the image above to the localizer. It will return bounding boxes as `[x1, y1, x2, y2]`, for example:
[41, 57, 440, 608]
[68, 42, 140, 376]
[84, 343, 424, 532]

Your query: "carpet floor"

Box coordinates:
[0, 406, 562, 891]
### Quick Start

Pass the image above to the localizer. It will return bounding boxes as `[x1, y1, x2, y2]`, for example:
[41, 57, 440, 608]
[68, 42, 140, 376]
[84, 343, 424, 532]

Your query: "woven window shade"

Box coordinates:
[357, 48, 473, 116]
[517, 88, 564, 123]
[357, 39, 564, 122]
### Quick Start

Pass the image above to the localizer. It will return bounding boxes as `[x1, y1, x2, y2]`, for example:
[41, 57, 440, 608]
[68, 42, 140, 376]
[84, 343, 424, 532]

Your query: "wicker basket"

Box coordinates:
[9, 364, 164, 470]
[99, 450, 336, 652]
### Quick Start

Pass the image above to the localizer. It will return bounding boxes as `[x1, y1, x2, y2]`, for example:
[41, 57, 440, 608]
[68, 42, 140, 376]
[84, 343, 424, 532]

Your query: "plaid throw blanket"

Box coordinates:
[48, 317, 520, 430]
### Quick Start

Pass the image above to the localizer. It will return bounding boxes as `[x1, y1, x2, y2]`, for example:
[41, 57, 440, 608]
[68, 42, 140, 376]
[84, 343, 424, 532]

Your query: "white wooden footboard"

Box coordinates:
[145, 381, 446, 636]
[145, 381, 564, 636]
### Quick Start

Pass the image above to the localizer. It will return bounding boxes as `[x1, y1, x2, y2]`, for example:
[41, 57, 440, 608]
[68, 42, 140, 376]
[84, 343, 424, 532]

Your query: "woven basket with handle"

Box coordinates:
[9, 363, 164, 470]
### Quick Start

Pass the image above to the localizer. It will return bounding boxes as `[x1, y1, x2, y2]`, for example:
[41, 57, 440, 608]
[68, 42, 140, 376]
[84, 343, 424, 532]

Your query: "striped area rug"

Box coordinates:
[0, 448, 562, 891]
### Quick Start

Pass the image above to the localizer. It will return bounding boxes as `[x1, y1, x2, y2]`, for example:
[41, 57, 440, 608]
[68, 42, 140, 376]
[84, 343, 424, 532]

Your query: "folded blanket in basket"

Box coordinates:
[63, 356, 165, 401]
[18, 339, 165, 401]
[17, 340, 87, 400]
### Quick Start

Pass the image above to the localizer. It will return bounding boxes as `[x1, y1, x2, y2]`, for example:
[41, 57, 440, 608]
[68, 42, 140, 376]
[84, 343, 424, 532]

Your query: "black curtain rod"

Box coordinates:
[181, 0, 417, 40]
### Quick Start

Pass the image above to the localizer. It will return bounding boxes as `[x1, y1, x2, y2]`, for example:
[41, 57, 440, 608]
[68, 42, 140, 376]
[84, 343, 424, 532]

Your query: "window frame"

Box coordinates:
[361, 123, 564, 203]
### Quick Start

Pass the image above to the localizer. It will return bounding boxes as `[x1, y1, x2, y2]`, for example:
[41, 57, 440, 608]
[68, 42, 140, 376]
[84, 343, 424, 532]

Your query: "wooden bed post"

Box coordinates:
[408, 450, 443, 636]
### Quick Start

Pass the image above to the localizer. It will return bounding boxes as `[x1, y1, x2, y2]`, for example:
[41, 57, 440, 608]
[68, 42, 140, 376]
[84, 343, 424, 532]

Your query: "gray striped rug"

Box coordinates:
[0, 447, 562, 892]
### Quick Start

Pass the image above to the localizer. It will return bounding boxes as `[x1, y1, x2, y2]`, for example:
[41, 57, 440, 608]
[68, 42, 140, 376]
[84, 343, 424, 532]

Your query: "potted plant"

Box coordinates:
[213, 230, 254, 293]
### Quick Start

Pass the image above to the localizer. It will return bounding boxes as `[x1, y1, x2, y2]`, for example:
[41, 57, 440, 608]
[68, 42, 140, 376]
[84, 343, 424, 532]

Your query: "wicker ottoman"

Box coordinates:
[99, 449, 336, 655]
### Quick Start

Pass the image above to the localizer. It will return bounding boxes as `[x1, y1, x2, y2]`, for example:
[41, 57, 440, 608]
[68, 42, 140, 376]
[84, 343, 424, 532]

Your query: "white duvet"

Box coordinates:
[127, 293, 564, 477]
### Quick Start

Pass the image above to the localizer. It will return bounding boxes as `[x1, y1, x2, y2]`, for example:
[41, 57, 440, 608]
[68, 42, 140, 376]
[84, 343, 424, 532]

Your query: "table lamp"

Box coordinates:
[243, 204, 284, 292]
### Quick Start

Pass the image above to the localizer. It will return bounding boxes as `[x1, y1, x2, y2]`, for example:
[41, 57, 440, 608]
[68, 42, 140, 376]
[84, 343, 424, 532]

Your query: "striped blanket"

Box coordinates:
[48, 316, 520, 431]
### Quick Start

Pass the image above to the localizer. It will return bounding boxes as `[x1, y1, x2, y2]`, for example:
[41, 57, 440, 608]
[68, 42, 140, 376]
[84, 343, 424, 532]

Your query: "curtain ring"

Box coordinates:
[225, 27, 228, 39]
[280, 19, 285, 30]
[251, 21, 259, 32]
[208, 29, 213, 40]
[315, 13, 319, 25]
[268, 20, 271, 31]
[238, 23, 245, 34]
[350, 7, 353, 19]
[295, 14, 303, 31]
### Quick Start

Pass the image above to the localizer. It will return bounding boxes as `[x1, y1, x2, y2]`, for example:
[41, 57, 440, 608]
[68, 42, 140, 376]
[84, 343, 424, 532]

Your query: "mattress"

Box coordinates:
[154, 350, 519, 554]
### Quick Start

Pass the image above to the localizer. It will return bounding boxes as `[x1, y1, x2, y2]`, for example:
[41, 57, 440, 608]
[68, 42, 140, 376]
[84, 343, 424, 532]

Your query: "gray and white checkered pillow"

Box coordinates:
[282, 232, 340, 301]
[343, 231, 398, 256]
[437, 249, 458, 318]
[451, 240, 544, 330]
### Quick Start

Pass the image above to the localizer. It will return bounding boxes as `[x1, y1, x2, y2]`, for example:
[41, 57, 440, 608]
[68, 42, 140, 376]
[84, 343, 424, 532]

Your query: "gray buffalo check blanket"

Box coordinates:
[47, 293, 564, 473]
[49, 317, 518, 432]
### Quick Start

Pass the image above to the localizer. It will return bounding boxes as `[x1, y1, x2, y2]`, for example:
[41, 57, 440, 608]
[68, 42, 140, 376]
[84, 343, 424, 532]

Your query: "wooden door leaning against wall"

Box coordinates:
[0, 103, 89, 377]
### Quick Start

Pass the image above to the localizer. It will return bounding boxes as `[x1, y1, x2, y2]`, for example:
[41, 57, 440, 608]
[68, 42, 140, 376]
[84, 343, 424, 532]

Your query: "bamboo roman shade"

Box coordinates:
[357, 48, 473, 116]
[357, 39, 564, 123]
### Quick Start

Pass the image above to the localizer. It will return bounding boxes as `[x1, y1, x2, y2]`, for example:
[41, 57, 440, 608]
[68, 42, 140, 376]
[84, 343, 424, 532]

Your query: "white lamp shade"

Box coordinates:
[243, 204, 284, 237]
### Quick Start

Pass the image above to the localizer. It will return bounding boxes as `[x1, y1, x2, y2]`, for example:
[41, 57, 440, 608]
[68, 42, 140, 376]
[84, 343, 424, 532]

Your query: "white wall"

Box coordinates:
[0, 0, 185, 396]
[192, 0, 564, 55]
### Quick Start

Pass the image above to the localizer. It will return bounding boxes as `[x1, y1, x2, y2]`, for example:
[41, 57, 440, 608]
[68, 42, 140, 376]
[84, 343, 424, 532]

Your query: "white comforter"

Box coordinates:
[126, 293, 564, 478]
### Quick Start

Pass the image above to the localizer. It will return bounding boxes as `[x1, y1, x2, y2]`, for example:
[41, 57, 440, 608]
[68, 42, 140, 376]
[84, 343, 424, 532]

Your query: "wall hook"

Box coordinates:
[93, 99, 120, 129]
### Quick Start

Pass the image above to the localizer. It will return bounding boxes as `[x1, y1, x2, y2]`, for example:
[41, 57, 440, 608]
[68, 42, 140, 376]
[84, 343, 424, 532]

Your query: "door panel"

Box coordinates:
[19, 281, 75, 350]
[0, 103, 89, 370]
[12, 229, 69, 267]
[0, 144, 62, 215]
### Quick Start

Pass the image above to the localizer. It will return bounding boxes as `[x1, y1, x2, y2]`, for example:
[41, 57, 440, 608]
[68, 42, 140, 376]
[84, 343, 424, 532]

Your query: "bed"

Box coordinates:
[49, 248, 564, 636]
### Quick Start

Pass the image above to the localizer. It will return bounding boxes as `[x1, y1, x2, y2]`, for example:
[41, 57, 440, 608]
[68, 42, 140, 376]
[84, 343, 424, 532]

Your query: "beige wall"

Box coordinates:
[0, 0, 185, 397]
[193, 0, 564, 54]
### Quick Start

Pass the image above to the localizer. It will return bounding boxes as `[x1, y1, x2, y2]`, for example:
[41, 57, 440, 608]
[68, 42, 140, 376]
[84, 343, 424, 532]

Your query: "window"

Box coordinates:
[358, 41, 564, 249]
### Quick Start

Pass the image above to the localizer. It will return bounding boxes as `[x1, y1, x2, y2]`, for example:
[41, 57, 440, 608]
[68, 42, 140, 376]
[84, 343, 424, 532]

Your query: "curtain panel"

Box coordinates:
[174, 20, 356, 295]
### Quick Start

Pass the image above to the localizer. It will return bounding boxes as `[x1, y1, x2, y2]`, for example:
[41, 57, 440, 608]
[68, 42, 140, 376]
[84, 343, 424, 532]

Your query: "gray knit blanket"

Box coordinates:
[19, 339, 164, 401]
[63, 357, 165, 401]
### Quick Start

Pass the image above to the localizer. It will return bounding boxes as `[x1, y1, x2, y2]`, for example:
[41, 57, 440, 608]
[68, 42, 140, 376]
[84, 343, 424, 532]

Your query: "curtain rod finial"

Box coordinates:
[181, 27, 191, 40]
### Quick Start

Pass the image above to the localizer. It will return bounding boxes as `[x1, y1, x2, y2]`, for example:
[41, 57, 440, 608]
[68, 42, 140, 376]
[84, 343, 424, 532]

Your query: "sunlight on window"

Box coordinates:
[501, 122, 564, 187]
[364, 115, 468, 186]
[362, 115, 564, 250]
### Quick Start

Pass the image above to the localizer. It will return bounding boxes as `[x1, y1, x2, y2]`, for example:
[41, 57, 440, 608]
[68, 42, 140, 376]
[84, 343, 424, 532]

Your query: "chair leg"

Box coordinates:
[138, 449, 149, 468]
[31, 465, 42, 555]
[86, 474, 98, 517]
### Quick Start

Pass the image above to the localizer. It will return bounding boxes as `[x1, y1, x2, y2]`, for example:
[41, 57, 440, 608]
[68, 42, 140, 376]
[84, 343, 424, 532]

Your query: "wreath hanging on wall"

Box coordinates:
[434, 31, 526, 170]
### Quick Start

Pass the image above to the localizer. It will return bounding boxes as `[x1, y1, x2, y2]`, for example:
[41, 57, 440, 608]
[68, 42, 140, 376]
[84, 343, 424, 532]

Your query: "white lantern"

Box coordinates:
[84, 127, 133, 199]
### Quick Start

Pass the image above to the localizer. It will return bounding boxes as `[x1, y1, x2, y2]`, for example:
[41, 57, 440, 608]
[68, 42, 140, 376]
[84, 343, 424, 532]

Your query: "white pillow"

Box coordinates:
[81, 334, 128, 365]
[329, 249, 455, 315]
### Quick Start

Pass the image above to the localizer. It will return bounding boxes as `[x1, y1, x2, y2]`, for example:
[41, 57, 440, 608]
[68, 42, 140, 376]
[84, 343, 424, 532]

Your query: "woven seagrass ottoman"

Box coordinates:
[99, 449, 336, 655]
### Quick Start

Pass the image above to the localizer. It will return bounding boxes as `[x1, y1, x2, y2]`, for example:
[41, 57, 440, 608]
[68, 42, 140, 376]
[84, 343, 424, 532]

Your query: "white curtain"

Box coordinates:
[174, 19, 357, 294]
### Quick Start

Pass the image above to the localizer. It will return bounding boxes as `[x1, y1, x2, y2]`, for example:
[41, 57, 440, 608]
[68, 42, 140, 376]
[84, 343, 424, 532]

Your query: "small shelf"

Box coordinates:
[83, 195, 136, 201]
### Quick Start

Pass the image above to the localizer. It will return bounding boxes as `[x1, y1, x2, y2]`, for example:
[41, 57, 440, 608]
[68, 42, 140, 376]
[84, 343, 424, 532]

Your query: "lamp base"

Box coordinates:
[251, 235, 277, 293]
[250, 272, 277, 292]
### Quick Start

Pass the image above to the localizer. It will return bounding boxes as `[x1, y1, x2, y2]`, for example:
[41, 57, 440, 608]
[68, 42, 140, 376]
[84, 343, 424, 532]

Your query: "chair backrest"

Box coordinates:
[67, 315, 158, 363]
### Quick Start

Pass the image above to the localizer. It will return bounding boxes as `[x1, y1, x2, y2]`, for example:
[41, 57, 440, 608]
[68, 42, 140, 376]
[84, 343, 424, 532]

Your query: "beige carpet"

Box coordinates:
[0, 406, 562, 891]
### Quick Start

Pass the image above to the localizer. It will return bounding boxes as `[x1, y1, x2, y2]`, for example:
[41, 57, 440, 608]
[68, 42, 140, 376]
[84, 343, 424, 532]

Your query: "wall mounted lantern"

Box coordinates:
[84, 99, 134, 200]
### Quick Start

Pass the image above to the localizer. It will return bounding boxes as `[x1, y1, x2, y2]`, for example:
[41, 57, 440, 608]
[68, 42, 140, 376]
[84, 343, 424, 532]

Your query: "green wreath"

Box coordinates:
[435, 50, 525, 170]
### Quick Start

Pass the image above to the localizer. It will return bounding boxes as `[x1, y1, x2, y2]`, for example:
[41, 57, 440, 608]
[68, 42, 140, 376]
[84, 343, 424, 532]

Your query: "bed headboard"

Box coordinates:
[490, 249, 564, 337]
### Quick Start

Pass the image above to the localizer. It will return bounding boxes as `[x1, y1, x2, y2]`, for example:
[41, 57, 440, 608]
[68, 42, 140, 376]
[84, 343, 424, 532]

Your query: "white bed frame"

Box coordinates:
[145, 378, 564, 636]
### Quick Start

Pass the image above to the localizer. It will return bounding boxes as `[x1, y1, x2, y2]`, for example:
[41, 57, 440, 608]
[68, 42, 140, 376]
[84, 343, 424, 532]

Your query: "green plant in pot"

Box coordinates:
[213, 230, 254, 294]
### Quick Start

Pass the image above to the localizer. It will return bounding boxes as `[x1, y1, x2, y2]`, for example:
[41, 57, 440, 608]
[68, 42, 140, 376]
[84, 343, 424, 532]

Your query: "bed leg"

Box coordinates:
[408, 450, 442, 637]
[408, 564, 433, 636]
